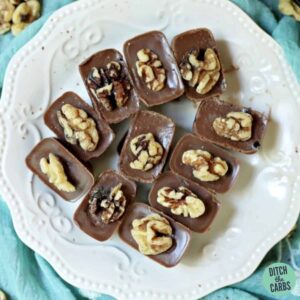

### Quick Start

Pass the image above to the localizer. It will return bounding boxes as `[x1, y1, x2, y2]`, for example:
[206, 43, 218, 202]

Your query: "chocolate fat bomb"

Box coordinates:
[79, 49, 140, 124]
[124, 31, 184, 106]
[74, 169, 136, 241]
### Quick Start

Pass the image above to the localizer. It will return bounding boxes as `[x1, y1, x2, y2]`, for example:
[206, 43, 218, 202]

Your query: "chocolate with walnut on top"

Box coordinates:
[79, 49, 139, 124]
[74, 169, 136, 241]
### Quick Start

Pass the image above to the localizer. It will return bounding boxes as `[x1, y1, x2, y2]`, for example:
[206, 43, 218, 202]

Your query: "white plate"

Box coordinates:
[1, 0, 300, 299]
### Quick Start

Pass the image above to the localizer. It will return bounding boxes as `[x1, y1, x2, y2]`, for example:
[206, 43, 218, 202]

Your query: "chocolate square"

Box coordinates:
[193, 98, 269, 154]
[171, 28, 226, 102]
[119, 110, 175, 183]
[74, 169, 136, 241]
[26, 138, 94, 201]
[118, 203, 191, 267]
[79, 49, 140, 124]
[44, 92, 114, 161]
[169, 134, 239, 193]
[149, 171, 220, 232]
[123, 31, 184, 106]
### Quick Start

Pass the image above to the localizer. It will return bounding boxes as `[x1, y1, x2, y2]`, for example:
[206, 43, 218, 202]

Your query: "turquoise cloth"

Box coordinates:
[0, 1, 299, 299]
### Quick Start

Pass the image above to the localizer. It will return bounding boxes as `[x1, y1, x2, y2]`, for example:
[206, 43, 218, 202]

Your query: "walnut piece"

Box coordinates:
[88, 183, 127, 225]
[87, 61, 131, 111]
[40, 153, 76, 192]
[180, 48, 220, 95]
[157, 186, 205, 218]
[182, 149, 228, 182]
[135, 49, 166, 92]
[129, 133, 163, 171]
[1, 0, 41, 36]
[213, 111, 253, 141]
[57, 104, 99, 152]
[131, 214, 173, 255]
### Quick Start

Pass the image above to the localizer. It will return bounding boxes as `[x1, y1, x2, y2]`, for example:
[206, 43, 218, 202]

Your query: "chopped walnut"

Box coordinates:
[213, 111, 253, 141]
[87, 61, 131, 111]
[135, 49, 166, 92]
[57, 104, 99, 152]
[180, 48, 220, 95]
[40, 153, 76, 192]
[182, 149, 228, 182]
[131, 214, 173, 255]
[129, 133, 163, 171]
[88, 183, 127, 225]
[157, 186, 205, 218]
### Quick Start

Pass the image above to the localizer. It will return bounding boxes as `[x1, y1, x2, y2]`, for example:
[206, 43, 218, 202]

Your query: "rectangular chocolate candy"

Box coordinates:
[193, 97, 269, 154]
[169, 133, 239, 193]
[118, 203, 191, 267]
[119, 110, 175, 183]
[74, 169, 136, 241]
[26, 138, 94, 201]
[44, 91, 114, 161]
[149, 171, 220, 232]
[171, 28, 226, 102]
[79, 49, 140, 124]
[124, 31, 184, 106]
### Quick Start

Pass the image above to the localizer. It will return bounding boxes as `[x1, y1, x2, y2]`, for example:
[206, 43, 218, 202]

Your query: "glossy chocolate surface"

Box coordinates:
[79, 49, 140, 124]
[171, 28, 225, 102]
[149, 171, 220, 232]
[123, 31, 184, 106]
[193, 98, 269, 154]
[118, 203, 191, 267]
[44, 91, 114, 161]
[119, 110, 175, 183]
[74, 169, 136, 241]
[169, 134, 239, 193]
[26, 138, 94, 201]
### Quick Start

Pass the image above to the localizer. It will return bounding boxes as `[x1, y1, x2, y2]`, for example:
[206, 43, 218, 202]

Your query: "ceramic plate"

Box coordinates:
[1, 0, 300, 299]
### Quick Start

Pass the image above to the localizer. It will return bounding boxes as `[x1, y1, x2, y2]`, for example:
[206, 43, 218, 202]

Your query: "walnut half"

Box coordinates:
[131, 214, 173, 255]
[157, 186, 205, 218]
[88, 183, 127, 225]
[129, 133, 163, 171]
[136, 49, 166, 91]
[57, 104, 99, 152]
[40, 153, 76, 192]
[213, 111, 253, 141]
[180, 48, 220, 95]
[182, 149, 228, 182]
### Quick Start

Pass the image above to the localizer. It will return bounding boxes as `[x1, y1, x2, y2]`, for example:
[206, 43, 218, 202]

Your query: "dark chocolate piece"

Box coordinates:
[26, 138, 94, 201]
[149, 171, 220, 232]
[74, 169, 136, 241]
[79, 49, 140, 124]
[169, 134, 239, 193]
[44, 91, 114, 161]
[119, 110, 175, 183]
[193, 98, 269, 154]
[171, 28, 225, 102]
[118, 203, 191, 267]
[123, 31, 184, 106]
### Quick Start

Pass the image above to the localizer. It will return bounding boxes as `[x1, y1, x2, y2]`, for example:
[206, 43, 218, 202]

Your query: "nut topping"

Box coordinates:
[57, 104, 99, 152]
[135, 49, 166, 91]
[129, 133, 163, 171]
[131, 214, 173, 255]
[40, 153, 76, 192]
[182, 150, 228, 182]
[88, 183, 127, 225]
[87, 61, 131, 111]
[157, 186, 205, 218]
[213, 111, 253, 141]
[180, 48, 220, 95]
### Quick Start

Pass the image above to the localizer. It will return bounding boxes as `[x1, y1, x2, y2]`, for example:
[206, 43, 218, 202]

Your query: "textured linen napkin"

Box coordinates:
[0, 0, 299, 299]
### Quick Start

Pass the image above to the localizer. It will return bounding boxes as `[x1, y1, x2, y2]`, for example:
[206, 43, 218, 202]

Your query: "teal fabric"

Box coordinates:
[0, 1, 299, 299]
